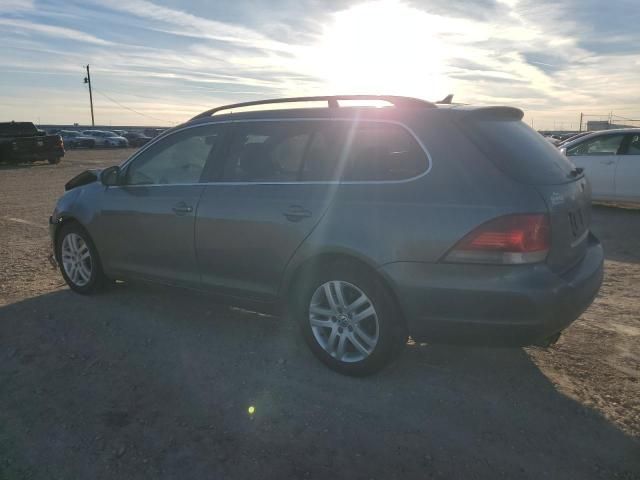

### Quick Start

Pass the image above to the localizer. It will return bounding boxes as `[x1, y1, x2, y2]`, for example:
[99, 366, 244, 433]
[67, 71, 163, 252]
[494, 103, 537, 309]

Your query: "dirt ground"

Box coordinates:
[1, 149, 639, 479]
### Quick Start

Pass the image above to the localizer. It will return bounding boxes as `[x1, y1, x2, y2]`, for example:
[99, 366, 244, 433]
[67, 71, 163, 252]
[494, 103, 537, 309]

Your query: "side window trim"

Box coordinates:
[117, 118, 433, 185]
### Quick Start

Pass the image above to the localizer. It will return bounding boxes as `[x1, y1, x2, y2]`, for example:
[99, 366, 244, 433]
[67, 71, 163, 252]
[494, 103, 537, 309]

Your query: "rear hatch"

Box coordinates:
[457, 107, 590, 272]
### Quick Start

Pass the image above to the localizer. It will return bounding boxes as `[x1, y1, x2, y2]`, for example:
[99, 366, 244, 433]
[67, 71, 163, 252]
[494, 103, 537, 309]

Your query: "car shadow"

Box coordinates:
[0, 161, 53, 170]
[1, 284, 638, 479]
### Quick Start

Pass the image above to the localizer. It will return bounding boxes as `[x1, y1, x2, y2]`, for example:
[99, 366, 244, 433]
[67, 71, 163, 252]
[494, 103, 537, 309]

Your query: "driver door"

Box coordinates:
[95, 124, 226, 286]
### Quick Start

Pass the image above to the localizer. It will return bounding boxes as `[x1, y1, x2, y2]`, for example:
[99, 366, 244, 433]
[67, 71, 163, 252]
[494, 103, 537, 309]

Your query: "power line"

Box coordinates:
[98, 87, 207, 109]
[93, 87, 176, 124]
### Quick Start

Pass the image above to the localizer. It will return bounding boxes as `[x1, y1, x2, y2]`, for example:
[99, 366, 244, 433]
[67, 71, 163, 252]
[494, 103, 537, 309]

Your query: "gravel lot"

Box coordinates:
[1, 149, 639, 479]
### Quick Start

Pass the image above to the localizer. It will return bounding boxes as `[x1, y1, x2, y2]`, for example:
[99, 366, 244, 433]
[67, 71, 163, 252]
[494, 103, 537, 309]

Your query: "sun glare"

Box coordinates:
[304, 1, 452, 99]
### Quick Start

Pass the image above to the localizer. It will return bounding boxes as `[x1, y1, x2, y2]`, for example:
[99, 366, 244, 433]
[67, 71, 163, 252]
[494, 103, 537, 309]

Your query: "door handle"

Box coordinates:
[172, 202, 193, 215]
[283, 205, 312, 222]
[600, 160, 615, 165]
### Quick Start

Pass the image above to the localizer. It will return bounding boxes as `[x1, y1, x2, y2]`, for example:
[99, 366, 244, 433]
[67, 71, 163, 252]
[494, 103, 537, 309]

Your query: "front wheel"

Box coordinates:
[293, 263, 406, 376]
[56, 223, 108, 294]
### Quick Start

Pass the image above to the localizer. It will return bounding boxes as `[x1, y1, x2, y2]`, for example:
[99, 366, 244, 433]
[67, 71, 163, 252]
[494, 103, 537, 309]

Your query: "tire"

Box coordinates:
[292, 261, 407, 376]
[55, 222, 108, 294]
[48, 157, 61, 164]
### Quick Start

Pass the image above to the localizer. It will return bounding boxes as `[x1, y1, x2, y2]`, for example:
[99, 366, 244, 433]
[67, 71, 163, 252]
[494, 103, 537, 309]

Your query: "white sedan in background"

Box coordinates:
[560, 128, 640, 205]
[81, 130, 129, 148]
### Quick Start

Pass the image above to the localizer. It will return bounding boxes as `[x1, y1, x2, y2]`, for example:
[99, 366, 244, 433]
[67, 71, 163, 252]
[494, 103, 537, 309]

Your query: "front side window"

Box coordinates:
[567, 134, 625, 156]
[625, 134, 640, 155]
[340, 123, 428, 181]
[124, 126, 221, 185]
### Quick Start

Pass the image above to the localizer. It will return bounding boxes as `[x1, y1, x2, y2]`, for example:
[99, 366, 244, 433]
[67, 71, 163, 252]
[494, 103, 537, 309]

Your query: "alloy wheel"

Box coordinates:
[61, 233, 92, 287]
[309, 281, 379, 362]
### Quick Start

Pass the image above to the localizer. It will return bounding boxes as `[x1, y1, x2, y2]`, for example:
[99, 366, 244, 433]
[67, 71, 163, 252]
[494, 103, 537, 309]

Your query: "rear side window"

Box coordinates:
[461, 119, 576, 185]
[300, 124, 345, 181]
[340, 123, 427, 181]
[215, 120, 427, 183]
[566, 134, 625, 156]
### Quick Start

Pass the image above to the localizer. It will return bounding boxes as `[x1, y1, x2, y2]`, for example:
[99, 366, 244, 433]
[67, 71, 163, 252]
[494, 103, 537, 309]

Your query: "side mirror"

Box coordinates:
[101, 165, 121, 186]
[559, 147, 567, 156]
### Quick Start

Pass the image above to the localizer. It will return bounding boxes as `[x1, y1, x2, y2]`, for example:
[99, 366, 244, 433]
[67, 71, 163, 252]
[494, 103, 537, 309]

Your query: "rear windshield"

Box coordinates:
[461, 119, 577, 185]
[0, 122, 38, 137]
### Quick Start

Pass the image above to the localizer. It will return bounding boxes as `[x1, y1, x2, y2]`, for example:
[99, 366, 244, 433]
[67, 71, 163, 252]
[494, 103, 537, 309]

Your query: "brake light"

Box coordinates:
[56, 136, 64, 147]
[445, 214, 550, 264]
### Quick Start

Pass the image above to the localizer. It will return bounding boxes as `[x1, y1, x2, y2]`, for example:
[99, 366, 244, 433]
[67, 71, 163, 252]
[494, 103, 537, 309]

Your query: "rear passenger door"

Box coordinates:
[566, 133, 625, 201]
[615, 133, 640, 202]
[195, 120, 343, 301]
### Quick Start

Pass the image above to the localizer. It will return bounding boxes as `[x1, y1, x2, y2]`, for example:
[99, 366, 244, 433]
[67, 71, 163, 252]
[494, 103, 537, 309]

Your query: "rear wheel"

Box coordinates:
[293, 262, 406, 376]
[56, 223, 108, 294]
[48, 156, 61, 164]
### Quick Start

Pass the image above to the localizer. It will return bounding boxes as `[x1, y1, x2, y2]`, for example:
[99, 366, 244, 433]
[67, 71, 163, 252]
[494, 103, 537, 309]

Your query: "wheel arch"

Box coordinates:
[282, 250, 407, 330]
[52, 216, 89, 261]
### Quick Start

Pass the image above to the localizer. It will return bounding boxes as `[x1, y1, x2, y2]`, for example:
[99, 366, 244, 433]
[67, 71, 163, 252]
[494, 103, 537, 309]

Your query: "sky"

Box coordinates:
[0, 0, 638, 129]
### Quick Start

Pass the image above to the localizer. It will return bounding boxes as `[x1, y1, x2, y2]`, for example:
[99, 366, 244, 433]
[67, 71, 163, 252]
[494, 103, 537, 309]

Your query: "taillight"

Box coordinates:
[57, 136, 64, 147]
[444, 214, 550, 265]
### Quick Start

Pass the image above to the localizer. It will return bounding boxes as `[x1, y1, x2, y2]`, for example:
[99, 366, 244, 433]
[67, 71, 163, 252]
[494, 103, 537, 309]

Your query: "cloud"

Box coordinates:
[0, 0, 34, 12]
[93, 0, 294, 53]
[0, 17, 114, 45]
[0, 0, 638, 127]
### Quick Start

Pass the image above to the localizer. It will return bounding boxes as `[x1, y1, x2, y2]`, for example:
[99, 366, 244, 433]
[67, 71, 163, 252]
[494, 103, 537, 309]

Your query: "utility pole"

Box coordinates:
[84, 65, 95, 127]
[579, 112, 583, 132]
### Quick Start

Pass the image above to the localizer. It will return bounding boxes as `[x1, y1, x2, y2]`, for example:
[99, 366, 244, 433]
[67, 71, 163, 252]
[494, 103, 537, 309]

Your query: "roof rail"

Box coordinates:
[190, 95, 436, 120]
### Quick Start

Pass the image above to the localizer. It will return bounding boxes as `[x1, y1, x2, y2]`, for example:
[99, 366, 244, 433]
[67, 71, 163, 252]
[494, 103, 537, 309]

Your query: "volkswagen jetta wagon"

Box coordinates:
[50, 95, 604, 375]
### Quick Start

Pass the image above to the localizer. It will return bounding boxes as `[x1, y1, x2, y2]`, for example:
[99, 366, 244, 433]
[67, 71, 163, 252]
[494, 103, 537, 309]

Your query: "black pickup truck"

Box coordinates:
[0, 121, 65, 164]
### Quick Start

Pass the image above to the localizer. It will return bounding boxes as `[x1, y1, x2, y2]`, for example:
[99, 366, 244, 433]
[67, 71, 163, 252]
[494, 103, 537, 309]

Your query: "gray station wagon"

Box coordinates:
[50, 95, 604, 375]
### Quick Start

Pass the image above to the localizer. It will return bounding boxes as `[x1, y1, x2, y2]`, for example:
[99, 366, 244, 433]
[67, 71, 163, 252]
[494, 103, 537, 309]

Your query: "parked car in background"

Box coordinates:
[50, 95, 603, 375]
[556, 131, 591, 147]
[560, 128, 640, 204]
[143, 128, 165, 138]
[0, 121, 64, 164]
[123, 131, 152, 147]
[112, 129, 127, 137]
[81, 130, 128, 148]
[59, 130, 96, 149]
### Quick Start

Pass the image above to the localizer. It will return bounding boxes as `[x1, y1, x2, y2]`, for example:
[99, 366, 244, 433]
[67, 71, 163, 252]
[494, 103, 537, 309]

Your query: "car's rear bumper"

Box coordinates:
[379, 233, 604, 346]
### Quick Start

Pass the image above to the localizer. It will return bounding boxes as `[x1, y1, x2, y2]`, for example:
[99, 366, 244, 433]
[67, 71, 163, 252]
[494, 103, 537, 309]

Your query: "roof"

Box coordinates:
[190, 95, 437, 121]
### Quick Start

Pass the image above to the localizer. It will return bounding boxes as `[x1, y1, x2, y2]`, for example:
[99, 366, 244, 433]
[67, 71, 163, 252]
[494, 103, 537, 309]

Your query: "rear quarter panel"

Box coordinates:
[282, 110, 549, 287]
